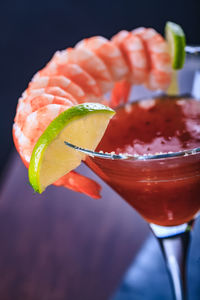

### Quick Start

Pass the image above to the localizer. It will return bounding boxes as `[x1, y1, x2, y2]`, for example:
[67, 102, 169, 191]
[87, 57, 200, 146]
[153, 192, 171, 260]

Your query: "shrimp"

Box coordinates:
[111, 28, 171, 104]
[28, 75, 85, 101]
[112, 30, 149, 84]
[110, 79, 132, 107]
[39, 61, 101, 97]
[66, 47, 114, 94]
[15, 94, 76, 129]
[75, 36, 129, 81]
[13, 104, 68, 164]
[54, 171, 101, 199]
[46, 47, 113, 92]
[23, 86, 77, 102]
[132, 27, 171, 90]
[13, 26, 172, 198]
[111, 29, 148, 105]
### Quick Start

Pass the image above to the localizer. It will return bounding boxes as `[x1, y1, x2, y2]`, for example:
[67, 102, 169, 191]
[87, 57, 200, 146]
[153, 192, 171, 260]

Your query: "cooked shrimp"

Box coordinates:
[76, 36, 129, 81]
[132, 27, 171, 90]
[47, 47, 113, 92]
[13, 104, 68, 165]
[39, 61, 101, 97]
[23, 86, 77, 102]
[13, 26, 172, 198]
[110, 28, 171, 104]
[15, 94, 76, 129]
[113, 32, 149, 84]
[66, 47, 114, 94]
[111, 29, 150, 104]
[28, 75, 85, 101]
[110, 80, 132, 107]
[54, 171, 101, 199]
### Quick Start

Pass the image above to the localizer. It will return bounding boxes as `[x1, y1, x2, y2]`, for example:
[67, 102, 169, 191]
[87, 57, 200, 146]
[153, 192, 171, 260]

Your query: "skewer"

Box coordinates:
[64, 141, 128, 160]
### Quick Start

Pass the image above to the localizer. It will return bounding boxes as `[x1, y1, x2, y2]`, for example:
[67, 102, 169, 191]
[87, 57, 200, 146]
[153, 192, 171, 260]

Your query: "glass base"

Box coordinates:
[150, 222, 193, 238]
[110, 217, 200, 300]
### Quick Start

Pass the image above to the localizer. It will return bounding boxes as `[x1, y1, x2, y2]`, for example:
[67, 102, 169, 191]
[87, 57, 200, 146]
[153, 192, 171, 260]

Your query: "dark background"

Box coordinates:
[1, 0, 200, 176]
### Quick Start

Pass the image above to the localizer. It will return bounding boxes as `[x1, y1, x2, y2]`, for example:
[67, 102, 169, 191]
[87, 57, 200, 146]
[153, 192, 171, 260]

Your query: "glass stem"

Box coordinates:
[150, 221, 194, 300]
[157, 230, 191, 300]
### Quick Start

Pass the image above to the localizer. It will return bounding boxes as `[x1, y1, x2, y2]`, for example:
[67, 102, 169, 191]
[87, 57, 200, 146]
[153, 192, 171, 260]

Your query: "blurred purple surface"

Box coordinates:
[0, 152, 149, 300]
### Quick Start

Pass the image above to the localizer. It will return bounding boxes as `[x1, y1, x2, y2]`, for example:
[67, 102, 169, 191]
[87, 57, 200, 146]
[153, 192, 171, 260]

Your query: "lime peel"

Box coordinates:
[165, 21, 186, 70]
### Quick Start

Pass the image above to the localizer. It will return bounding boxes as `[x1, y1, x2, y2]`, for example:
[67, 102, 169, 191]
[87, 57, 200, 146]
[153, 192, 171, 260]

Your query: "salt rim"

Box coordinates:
[64, 141, 200, 161]
[98, 149, 200, 159]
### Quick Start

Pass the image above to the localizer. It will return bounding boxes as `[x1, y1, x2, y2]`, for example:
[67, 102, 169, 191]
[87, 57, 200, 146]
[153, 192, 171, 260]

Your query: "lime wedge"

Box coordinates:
[165, 21, 186, 70]
[29, 103, 115, 193]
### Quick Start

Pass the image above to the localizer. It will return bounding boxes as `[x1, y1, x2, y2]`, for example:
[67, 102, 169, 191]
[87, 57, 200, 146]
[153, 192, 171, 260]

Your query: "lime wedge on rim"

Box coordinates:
[165, 21, 186, 70]
[28, 103, 115, 193]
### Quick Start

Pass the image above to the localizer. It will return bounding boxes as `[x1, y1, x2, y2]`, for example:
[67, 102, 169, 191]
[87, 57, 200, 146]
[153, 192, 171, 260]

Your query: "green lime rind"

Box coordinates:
[28, 103, 115, 193]
[165, 21, 186, 70]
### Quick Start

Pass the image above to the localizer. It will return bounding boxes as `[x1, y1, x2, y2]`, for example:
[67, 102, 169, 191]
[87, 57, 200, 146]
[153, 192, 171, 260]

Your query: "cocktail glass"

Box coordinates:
[67, 49, 200, 300]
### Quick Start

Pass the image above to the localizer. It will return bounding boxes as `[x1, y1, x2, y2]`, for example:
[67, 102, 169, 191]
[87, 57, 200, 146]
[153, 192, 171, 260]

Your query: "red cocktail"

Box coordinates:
[87, 97, 200, 226]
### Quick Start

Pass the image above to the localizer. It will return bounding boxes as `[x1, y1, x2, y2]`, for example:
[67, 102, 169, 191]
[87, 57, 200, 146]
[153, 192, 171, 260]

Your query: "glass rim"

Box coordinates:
[65, 141, 200, 162]
[121, 146, 200, 161]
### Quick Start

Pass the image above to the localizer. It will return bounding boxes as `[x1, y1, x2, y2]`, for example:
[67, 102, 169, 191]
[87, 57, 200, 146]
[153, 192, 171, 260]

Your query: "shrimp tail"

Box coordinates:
[54, 171, 101, 199]
[111, 80, 131, 107]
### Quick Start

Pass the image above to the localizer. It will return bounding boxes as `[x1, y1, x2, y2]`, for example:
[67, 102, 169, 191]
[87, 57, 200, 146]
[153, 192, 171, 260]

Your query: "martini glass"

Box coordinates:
[66, 49, 200, 300]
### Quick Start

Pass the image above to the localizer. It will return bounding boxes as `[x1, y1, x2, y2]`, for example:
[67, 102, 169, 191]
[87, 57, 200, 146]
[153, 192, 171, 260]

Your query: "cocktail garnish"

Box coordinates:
[28, 103, 115, 193]
[165, 21, 186, 70]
